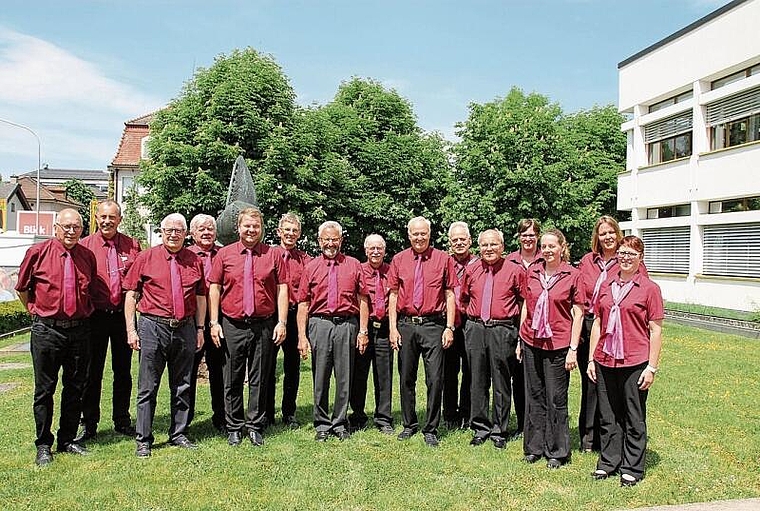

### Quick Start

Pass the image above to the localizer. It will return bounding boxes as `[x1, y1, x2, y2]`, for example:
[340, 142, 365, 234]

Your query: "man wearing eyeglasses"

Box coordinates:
[348, 234, 394, 434]
[123, 213, 207, 457]
[207, 207, 288, 448]
[16, 208, 98, 466]
[77, 200, 141, 443]
[297, 221, 369, 442]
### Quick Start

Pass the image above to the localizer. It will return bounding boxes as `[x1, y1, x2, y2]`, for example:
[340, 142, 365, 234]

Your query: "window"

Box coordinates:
[703, 223, 760, 278]
[709, 196, 760, 214]
[641, 227, 690, 274]
[10, 203, 15, 213]
[706, 86, 760, 150]
[711, 113, 760, 150]
[711, 64, 760, 90]
[644, 111, 693, 165]
[648, 90, 692, 113]
[646, 204, 691, 219]
[140, 136, 151, 160]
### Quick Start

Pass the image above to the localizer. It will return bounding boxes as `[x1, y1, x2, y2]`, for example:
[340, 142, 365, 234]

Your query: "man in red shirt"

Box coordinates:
[445, 221, 477, 431]
[186, 214, 225, 435]
[388, 216, 457, 447]
[16, 208, 97, 466]
[124, 213, 207, 457]
[78, 200, 141, 442]
[460, 229, 523, 449]
[297, 221, 369, 442]
[349, 234, 394, 434]
[266, 212, 311, 429]
[208, 207, 288, 447]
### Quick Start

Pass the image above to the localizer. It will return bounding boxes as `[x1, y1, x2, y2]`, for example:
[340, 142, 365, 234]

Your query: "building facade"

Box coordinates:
[618, 0, 760, 312]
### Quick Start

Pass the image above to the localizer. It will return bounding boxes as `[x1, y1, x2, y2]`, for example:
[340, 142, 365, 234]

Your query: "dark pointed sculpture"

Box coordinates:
[216, 156, 259, 245]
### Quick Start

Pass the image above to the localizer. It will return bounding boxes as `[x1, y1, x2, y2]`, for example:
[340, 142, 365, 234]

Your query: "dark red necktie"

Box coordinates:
[413, 254, 424, 310]
[106, 239, 121, 307]
[375, 270, 385, 316]
[63, 251, 76, 316]
[201, 251, 212, 281]
[244, 249, 255, 317]
[170, 254, 185, 320]
[480, 265, 494, 322]
[327, 260, 338, 312]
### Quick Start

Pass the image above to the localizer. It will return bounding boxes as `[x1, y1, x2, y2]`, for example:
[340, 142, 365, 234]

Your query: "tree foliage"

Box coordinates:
[121, 183, 148, 247]
[444, 88, 625, 260]
[63, 179, 95, 232]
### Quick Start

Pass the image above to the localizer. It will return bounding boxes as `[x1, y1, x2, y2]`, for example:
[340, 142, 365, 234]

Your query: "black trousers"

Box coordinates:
[596, 362, 649, 480]
[135, 317, 195, 444]
[443, 321, 470, 426]
[397, 318, 444, 435]
[81, 309, 133, 430]
[30, 319, 90, 448]
[187, 326, 225, 430]
[507, 341, 525, 434]
[523, 343, 571, 460]
[349, 319, 393, 428]
[577, 315, 601, 451]
[308, 316, 357, 433]
[265, 307, 301, 424]
[464, 320, 517, 441]
[222, 316, 274, 434]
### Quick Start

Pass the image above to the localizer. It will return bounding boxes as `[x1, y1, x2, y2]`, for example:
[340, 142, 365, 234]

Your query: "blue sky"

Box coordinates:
[0, 0, 729, 175]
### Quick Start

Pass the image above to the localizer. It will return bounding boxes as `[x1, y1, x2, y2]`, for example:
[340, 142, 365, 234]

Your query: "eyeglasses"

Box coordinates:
[519, 234, 537, 239]
[319, 237, 341, 244]
[162, 228, 186, 235]
[479, 243, 502, 249]
[56, 223, 82, 232]
[616, 250, 641, 259]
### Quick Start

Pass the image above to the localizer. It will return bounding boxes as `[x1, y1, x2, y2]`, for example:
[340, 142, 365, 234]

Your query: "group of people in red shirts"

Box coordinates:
[17, 204, 662, 487]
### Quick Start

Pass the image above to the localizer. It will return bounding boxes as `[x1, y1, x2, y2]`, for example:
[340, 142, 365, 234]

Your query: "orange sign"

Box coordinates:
[17, 211, 56, 236]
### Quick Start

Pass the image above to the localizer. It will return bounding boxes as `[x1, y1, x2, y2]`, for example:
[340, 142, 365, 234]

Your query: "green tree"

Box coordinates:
[63, 179, 95, 233]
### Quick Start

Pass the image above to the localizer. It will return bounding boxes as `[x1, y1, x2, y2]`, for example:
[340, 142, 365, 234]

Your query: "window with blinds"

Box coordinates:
[641, 227, 690, 274]
[703, 223, 760, 278]
[705, 86, 760, 127]
[644, 111, 693, 143]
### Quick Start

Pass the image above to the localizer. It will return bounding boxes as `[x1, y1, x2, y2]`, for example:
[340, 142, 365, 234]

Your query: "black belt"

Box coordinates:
[33, 315, 88, 329]
[312, 315, 356, 324]
[141, 314, 192, 329]
[226, 314, 274, 325]
[400, 314, 445, 325]
[95, 308, 123, 315]
[370, 318, 389, 329]
[468, 316, 518, 328]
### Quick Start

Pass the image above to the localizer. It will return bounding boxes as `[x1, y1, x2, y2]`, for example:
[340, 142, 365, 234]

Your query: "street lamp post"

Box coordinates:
[0, 118, 42, 235]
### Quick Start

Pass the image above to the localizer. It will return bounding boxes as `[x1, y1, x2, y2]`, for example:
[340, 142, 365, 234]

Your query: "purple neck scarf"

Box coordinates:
[531, 271, 560, 338]
[603, 280, 635, 359]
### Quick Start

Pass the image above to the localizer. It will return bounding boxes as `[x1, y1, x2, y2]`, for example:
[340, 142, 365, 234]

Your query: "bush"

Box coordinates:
[0, 300, 32, 334]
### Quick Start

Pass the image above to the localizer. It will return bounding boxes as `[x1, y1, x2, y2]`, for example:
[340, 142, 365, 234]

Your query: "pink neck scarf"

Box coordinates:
[589, 257, 616, 314]
[603, 280, 635, 359]
[531, 271, 560, 338]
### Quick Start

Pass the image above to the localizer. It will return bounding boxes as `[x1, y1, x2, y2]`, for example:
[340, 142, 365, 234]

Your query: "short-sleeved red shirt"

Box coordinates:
[16, 238, 97, 320]
[452, 253, 479, 326]
[362, 261, 390, 321]
[208, 241, 287, 320]
[578, 251, 649, 312]
[520, 261, 584, 350]
[460, 258, 522, 320]
[123, 245, 206, 318]
[187, 243, 218, 290]
[387, 247, 457, 316]
[272, 245, 311, 306]
[505, 249, 540, 274]
[297, 253, 366, 316]
[592, 271, 664, 368]
[80, 231, 141, 310]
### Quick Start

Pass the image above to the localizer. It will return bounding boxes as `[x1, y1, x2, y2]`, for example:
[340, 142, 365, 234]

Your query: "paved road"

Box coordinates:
[630, 498, 760, 511]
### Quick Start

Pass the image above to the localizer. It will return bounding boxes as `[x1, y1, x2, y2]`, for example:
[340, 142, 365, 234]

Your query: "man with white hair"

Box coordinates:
[124, 213, 207, 457]
[297, 221, 369, 442]
[388, 216, 457, 447]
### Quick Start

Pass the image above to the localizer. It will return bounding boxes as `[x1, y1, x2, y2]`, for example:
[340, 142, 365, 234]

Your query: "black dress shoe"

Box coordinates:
[114, 424, 136, 437]
[377, 424, 395, 435]
[227, 431, 242, 446]
[284, 417, 300, 430]
[546, 458, 563, 469]
[315, 431, 329, 442]
[592, 469, 611, 480]
[444, 420, 459, 431]
[334, 429, 351, 441]
[423, 433, 439, 447]
[469, 436, 488, 446]
[74, 426, 96, 443]
[136, 441, 151, 458]
[397, 427, 418, 441]
[524, 454, 541, 464]
[492, 437, 506, 449]
[60, 442, 88, 456]
[35, 445, 53, 466]
[248, 430, 264, 446]
[620, 474, 640, 487]
[169, 435, 197, 449]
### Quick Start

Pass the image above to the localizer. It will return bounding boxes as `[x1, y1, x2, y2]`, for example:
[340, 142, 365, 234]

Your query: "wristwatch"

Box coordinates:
[445, 325, 455, 332]
[209, 320, 219, 327]
[569, 344, 578, 352]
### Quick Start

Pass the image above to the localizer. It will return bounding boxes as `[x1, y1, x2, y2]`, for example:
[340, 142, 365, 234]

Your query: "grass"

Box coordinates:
[665, 301, 760, 323]
[0, 322, 759, 510]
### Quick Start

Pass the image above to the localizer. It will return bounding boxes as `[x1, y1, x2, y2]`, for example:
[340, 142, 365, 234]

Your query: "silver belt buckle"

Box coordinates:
[372, 321, 382, 329]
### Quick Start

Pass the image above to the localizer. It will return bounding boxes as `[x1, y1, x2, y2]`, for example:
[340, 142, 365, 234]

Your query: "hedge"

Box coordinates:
[0, 300, 32, 335]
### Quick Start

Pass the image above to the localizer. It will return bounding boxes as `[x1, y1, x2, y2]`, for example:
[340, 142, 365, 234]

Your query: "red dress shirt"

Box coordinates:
[80, 231, 141, 310]
[208, 241, 287, 320]
[362, 261, 390, 321]
[520, 261, 584, 350]
[387, 247, 457, 316]
[505, 249, 540, 274]
[16, 238, 97, 320]
[297, 253, 367, 316]
[592, 271, 664, 368]
[272, 245, 312, 306]
[460, 258, 522, 320]
[452, 253, 479, 326]
[578, 251, 649, 312]
[123, 245, 206, 318]
[187, 243, 218, 289]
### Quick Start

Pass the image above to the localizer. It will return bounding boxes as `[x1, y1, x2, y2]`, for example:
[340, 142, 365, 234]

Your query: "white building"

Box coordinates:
[618, 0, 760, 312]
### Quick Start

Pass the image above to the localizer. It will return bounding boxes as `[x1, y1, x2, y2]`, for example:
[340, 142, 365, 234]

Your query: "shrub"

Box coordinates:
[0, 300, 32, 334]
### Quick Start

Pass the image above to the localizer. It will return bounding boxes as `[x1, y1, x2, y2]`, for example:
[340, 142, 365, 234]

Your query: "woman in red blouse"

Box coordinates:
[587, 235, 663, 486]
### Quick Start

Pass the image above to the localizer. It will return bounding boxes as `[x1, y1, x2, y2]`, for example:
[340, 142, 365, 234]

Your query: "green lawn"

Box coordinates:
[0, 322, 758, 511]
